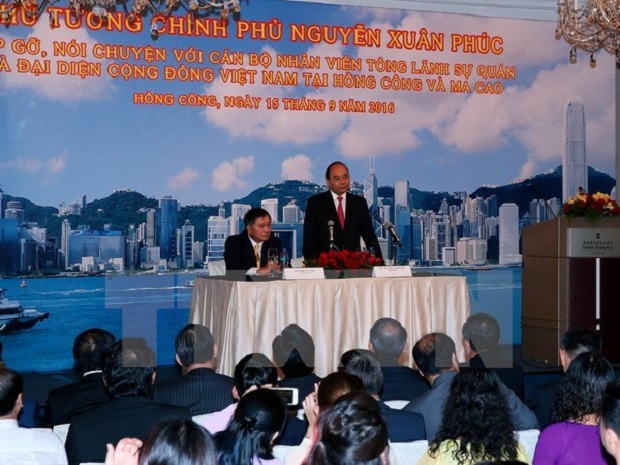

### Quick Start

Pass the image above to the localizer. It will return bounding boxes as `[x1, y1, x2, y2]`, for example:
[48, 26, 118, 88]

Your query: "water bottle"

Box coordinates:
[279, 248, 289, 269]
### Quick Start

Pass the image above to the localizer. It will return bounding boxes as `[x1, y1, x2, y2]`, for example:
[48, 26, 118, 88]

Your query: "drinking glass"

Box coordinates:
[267, 248, 279, 277]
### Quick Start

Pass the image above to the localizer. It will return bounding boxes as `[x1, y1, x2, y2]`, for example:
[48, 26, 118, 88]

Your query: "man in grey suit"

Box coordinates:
[155, 324, 233, 415]
[302, 161, 382, 260]
[403, 332, 538, 442]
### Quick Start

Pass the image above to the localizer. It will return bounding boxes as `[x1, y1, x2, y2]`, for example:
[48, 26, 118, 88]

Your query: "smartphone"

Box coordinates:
[272, 387, 299, 406]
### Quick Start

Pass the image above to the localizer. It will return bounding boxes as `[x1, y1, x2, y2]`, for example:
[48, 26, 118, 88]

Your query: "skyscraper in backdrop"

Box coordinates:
[563, 100, 587, 202]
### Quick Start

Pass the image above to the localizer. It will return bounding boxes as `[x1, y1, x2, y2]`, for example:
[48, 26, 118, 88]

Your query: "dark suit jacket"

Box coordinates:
[44, 372, 111, 426]
[224, 230, 282, 271]
[302, 191, 382, 260]
[380, 365, 429, 401]
[378, 400, 426, 442]
[65, 396, 191, 465]
[154, 367, 234, 416]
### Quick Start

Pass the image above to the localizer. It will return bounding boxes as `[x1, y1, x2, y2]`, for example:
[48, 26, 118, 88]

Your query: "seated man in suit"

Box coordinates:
[529, 328, 602, 428]
[0, 367, 67, 465]
[44, 328, 116, 426]
[368, 317, 428, 401]
[64, 338, 191, 465]
[224, 207, 281, 275]
[154, 324, 233, 415]
[404, 333, 538, 442]
[461, 313, 525, 400]
[340, 349, 426, 442]
[302, 161, 382, 260]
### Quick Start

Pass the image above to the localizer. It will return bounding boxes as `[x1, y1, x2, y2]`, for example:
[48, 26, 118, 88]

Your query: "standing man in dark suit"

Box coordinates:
[44, 328, 116, 426]
[64, 338, 190, 465]
[224, 207, 281, 274]
[155, 324, 233, 415]
[303, 161, 382, 260]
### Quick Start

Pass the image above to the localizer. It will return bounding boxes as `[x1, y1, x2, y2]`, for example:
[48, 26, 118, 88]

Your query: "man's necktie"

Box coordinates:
[337, 196, 345, 229]
[254, 244, 261, 268]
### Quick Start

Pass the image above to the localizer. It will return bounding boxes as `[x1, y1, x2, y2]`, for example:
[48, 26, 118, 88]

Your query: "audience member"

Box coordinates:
[65, 338, 191, 465]
[533, 352, 615, 465]
[530, 328, 603, 428]
[303, 391, 389, 465]
[368, 317, 428, 401]
[45, 328, 116, 426]
[272, 324, 321, 402]
[104, 419, 218, 465]
[284, 372, 365, 465]
[215, 388, 287, 465]
[404, 333, 538, 441]
[340, 348, 425, 442]
[461, 313, 525, 399]
[419, 368, 529, 464]
[0, 366, 67, 465]
[198, 352, 306, 446]
[155, 324, 233, 415]
[601, 379, 620, 463]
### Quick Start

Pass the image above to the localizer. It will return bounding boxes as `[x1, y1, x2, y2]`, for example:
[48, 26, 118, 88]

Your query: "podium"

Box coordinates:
[522, 217, 620, 366]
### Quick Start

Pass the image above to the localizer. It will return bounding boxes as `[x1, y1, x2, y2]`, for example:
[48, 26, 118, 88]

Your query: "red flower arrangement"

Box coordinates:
[304, 250, 382, 270]
[562, 191, 620, 223]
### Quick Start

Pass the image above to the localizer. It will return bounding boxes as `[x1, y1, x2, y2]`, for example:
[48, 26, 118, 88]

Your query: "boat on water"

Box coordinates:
[19, 279, 27, 288]
[0, 289, 49, 333]
[184, 280, 195, 287]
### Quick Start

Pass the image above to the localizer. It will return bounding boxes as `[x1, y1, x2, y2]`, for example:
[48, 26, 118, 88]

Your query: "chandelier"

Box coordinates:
[556, 0, 620, 67]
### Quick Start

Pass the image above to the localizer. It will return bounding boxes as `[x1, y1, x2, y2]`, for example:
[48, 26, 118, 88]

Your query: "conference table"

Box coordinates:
[190, 275, 471, 377]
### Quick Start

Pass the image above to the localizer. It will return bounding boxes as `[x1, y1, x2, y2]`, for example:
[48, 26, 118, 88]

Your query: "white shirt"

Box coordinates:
[330, 191, 346, 216]
[0, 419, 68, 465]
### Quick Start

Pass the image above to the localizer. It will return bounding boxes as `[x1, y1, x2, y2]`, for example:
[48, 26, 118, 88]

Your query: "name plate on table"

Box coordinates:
[283, 268, 326, 280]
[373, 266, 412, 278]
[567, 227, 620, 258]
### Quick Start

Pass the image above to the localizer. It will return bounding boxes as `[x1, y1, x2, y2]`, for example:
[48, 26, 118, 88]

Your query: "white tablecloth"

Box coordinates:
[190, 276, 470, 377]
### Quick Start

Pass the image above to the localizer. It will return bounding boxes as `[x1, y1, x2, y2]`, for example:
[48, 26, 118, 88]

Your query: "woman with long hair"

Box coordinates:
[303, 391, 389, 465]
[104, 419, 218, 465]
[419, 368, 528, 464]
[215, 388, 287, 465]
[533, 351, 615, 465]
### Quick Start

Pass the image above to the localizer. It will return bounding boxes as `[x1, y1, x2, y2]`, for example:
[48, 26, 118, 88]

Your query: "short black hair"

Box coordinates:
[602, 379, 620, 436]
[243, 208, 271, 228]
[175, 324, 215, 367]
[73, 328, 116, 373]
[0, 367, 23, 416]
[272, 324, 315, 378]
[369, 317, 407, 362]
[325, 161, 349, 179]
[412, 333, 456, 376]
[339, 349, 384, 396]
[103, 338, 156, 399]
[561, 329, 602, 358]
[233, 353, 277, 396]
[461, 313, 500, 352]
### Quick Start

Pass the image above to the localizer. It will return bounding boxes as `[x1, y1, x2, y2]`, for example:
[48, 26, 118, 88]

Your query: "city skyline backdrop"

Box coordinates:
[0, 0, 616, 211]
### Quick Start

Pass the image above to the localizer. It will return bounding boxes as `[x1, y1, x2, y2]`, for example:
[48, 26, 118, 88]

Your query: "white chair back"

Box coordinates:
[273, 445, 293, 462]
[517, 428, 540, 462]
[391, 440, 429, 465]
[52, 423, 70, 445]
[384, 399, 408, 410]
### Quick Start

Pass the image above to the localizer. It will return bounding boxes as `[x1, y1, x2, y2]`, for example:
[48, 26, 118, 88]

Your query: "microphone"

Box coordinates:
[383, 221, 403, 248]
[527, 183, 557, 219]
[327, 220, 339, 251]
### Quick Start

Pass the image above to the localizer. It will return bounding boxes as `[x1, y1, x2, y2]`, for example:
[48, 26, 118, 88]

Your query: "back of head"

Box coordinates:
[306, 391, 388, 465]
[103, 338, 156, 399]
[233, 353, 277, 396]
[73, 328, 116, 374]
[369, 317, 407, 363]
[140, 419, 217, 465]
[339, 349, 383, 396]
[461, 313, 500, 352]
[317, 372, 365, 410]
[175, 324, 215, 367]
[0, 367, 23, 417]
[216, 389, 286, 465]
[272, 324, 315, 378]
[551, 351, 614, 423]
[602, 379, 620, 436]
[561, 328, 602, 359]
[412, 333, 456, 377]
[432, 368, 518, 463]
